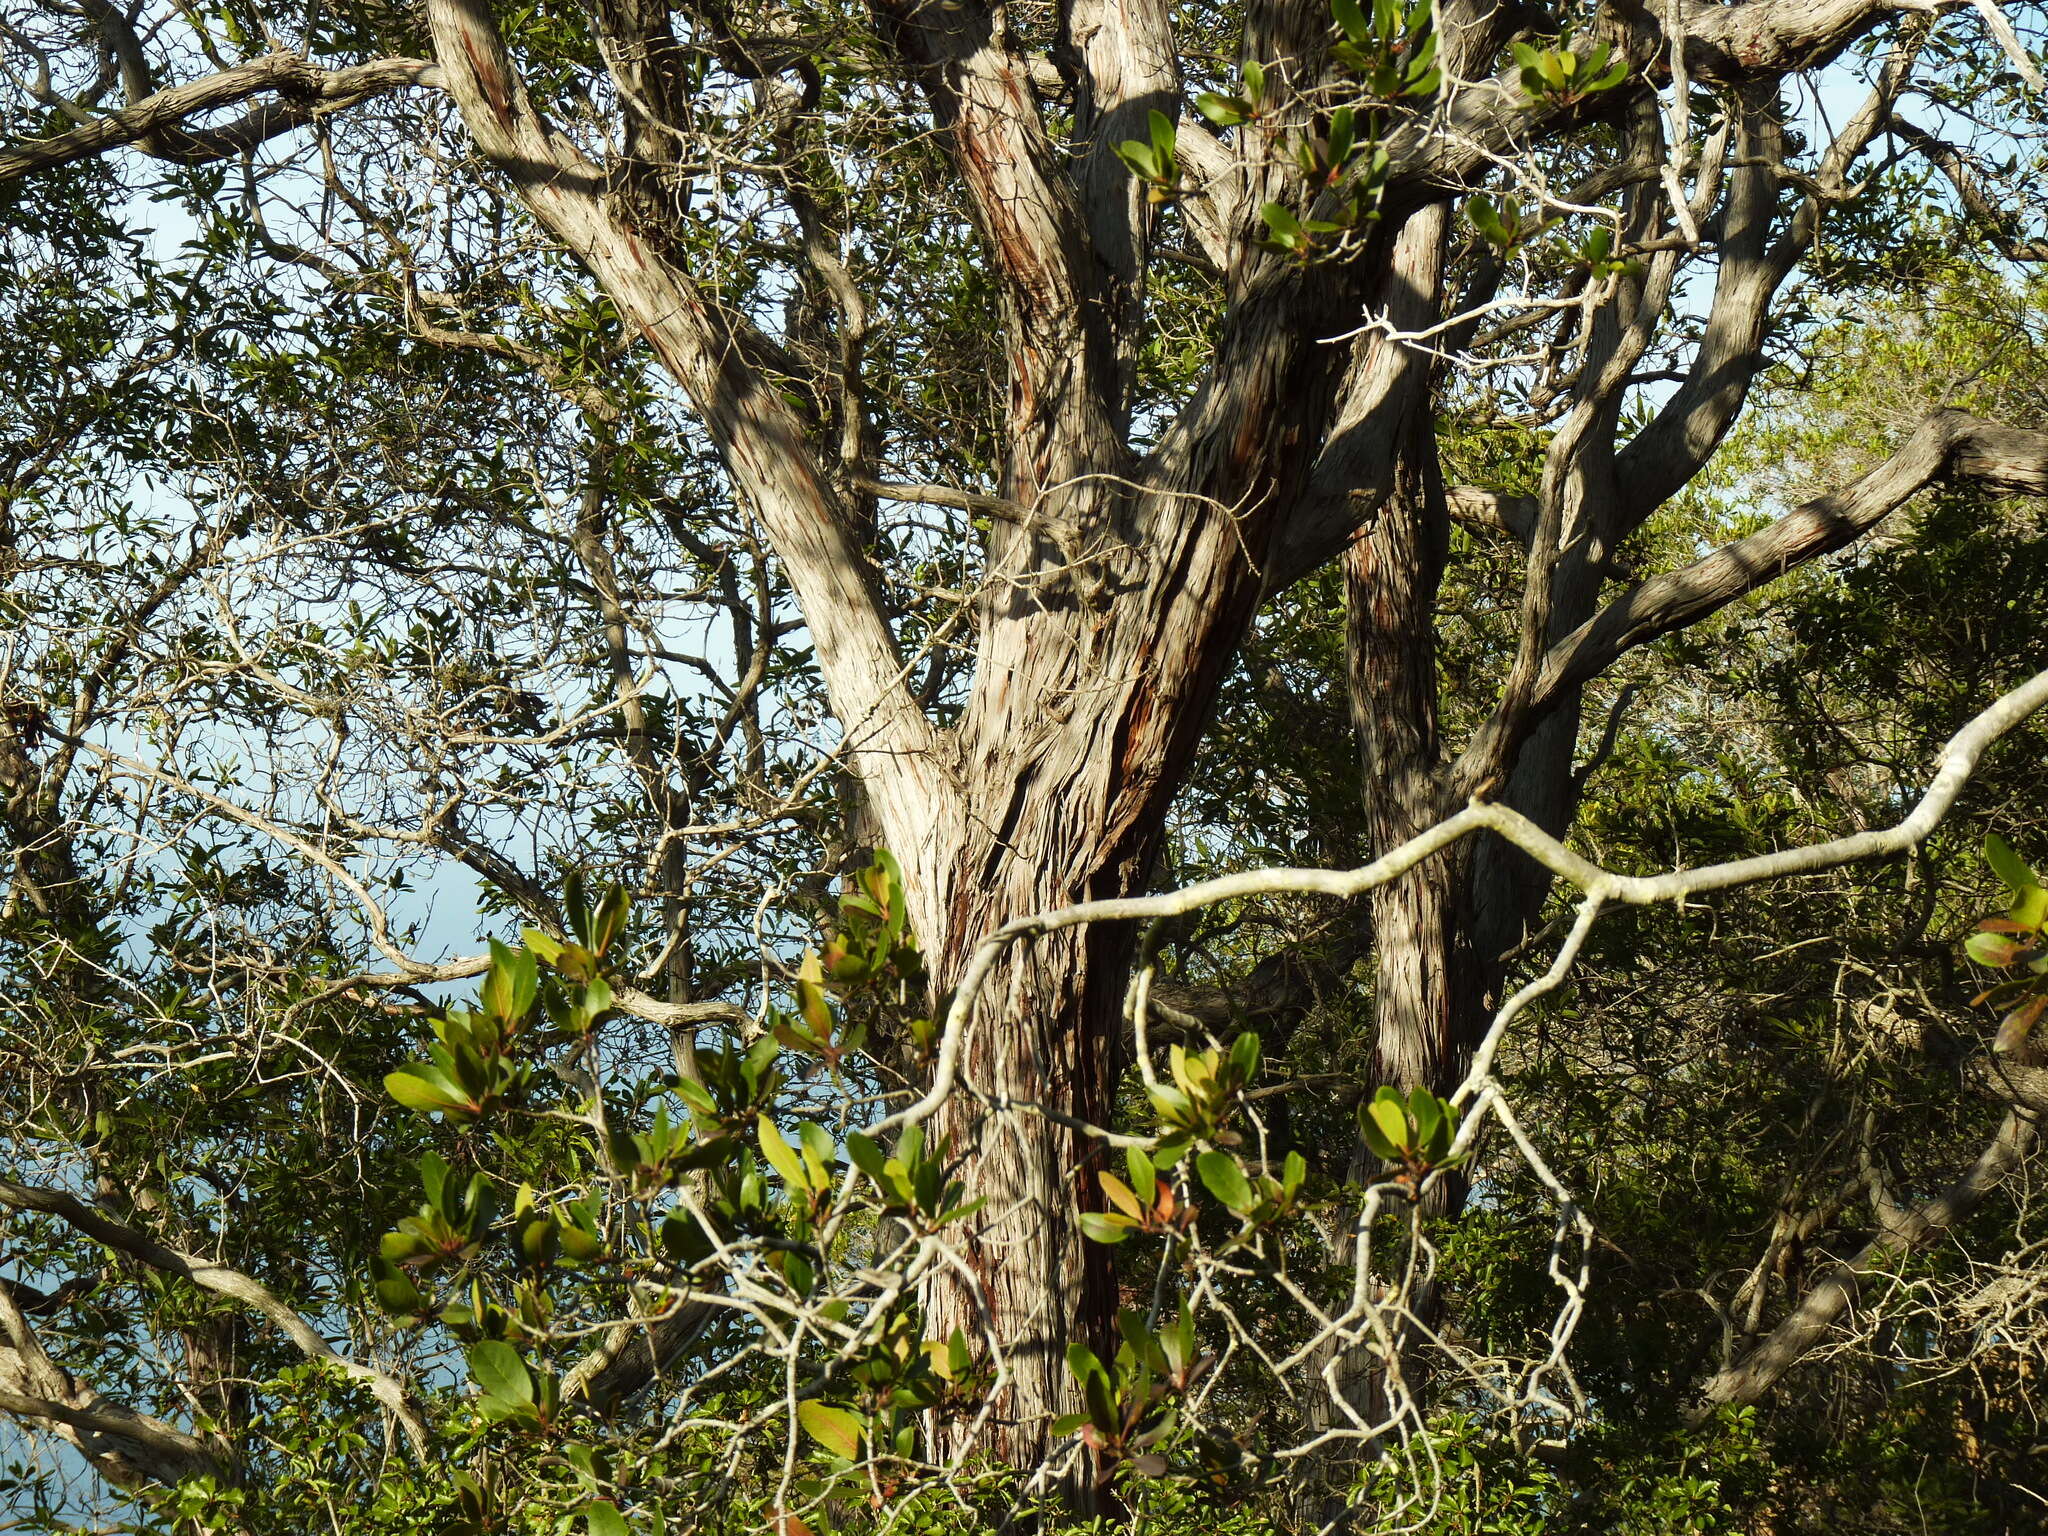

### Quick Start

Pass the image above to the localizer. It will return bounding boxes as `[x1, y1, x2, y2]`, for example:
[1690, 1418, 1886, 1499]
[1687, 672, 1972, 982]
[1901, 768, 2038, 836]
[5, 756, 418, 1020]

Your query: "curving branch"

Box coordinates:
[423, 0, 953, 917]
[0, 1175, 428, 1454]
[1528, 409, 2048, 720]
[1694, 1102, 2041, 1416]
[1890, 114, 2048, 263]
[0, 1388, 216, 1488]
[886, 662, 2048, 1130]
[0, 1279, 218, 1489]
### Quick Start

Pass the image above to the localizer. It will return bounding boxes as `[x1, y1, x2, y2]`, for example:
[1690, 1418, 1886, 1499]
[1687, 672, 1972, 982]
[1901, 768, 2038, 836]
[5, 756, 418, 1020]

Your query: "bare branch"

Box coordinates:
[1695, 1104, 2041, 1416]
[1891, 113, 2048, 262]
[1534, 409, 2048, 715]
[0, 1175, 428, 1454]
[888, 664, 2048, 1135]
[0, 51, 441, 184]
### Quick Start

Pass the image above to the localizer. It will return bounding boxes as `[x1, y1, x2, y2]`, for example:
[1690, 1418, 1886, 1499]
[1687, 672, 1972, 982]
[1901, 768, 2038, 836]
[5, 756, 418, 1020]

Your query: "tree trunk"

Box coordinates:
[918, 532, 1267, 1465]
[924, 917, 1127, 1473]
[424, 0, 1429, 1481]
[1292, 316, 1489, 1519]
[1339, 203, 1480, 1106]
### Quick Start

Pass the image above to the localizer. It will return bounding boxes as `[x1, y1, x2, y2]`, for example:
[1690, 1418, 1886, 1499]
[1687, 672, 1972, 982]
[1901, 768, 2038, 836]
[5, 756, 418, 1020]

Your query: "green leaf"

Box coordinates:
[419, 1150, 451, 1207]
[558, 1222, 606, 1262]
[1368, 1087, 1411, 1154]
[1466, 194, 1511, 249]
[591, 881, 631, 955]
[844, 1131, 886, 1181]
[583, 1502, 629, 1536]
[673, 1076, 716, 1116]
[1968, 930, 2022, 968]
[1148, 107, 1176, 162]
[1114, 140, 1162, 182]
[797, 1121, 835, 1186]
[757, 1116, 807, 1190]
[2014, 885, 2048, 930]
[1082, 1361, 1119, 1430]
[369, 1257, 427, 1315]
[1407, 1087, 1441, 1151]
[384, 1066, 473, 1117]
[1327, 108, 1355, 172]
[1079, 1210, 1133, 1244]
[1065, 1341, 1106, 1384]
[1146, 1080, 1195, 1124]
[1988, 833, 2039, 897]
[798, 1401, 864, 1460]
[1589, 54, 1629, 91]
[518, 1217, 559, 1268]
[1357, 1103, 1400, 1162]
[1259, 202, 1309, 254]
[936, 1195, 985, 1225]
[468, 1341, 533, 1407]
[1331, 0, 1369, 43]
[565, 870, 591, 945]
[1196, 1150, 1256, 1214]
[1126, 1146, 1157, 1205]
[483, 938, 537, 1022]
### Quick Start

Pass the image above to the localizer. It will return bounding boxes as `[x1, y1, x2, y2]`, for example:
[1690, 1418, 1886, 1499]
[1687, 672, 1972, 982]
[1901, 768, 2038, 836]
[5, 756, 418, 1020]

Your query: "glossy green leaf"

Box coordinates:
[1989, 833, 2040, 897]
[1079, 1210, 1134, 1244]
[468, 1340, 533, 1407]
[1197, 1150, 1256, 1213]
[384, 1066, 473, 1117]
[1968, 930, 2022, 968]
[844, 1131, 886, 1181]
[798, 1400, 864, 1460]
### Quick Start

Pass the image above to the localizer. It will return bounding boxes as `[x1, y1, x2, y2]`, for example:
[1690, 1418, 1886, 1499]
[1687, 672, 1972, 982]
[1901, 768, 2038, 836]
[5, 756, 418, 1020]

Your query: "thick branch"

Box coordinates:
[0, 51, 441, 184]
[850, 474, 1087, 561]
[1533, 409, 2048, 712]
[1171, 117, 1241, 270]
[1695, 1104, 2040, 1415]
[873, 0, 1124, 480]
[1067, 0, 1179, 418]
[424, 0, 953, 913]
[0, 1387, 216, 1486]
[0, 1280, 218, 1488]
[0, 1176, 427, 1454]
[561, 1296, 719, 1406]
[1444, 485, 1536, 542]
[1620, 38, 1918, 520]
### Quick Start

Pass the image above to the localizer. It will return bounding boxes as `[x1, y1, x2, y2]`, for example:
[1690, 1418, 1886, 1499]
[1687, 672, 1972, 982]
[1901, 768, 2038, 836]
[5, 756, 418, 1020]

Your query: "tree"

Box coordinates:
[4, 0, 2048, 1524]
